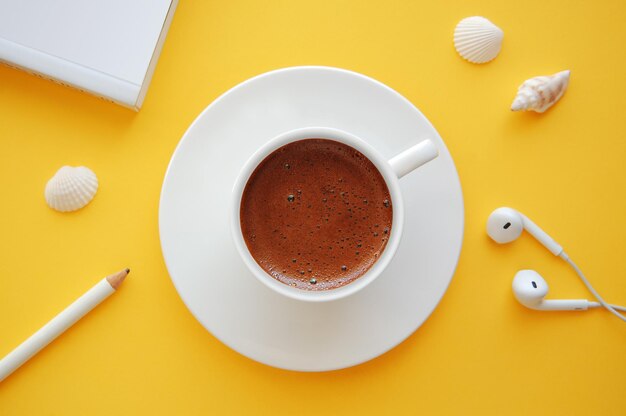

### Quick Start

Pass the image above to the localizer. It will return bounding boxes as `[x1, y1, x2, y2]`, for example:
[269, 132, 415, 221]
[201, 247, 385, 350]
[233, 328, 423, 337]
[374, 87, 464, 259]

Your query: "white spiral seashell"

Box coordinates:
[454, 16, 503, 64]
[45, 166, 99, 212]
[511, 70, 570, 113]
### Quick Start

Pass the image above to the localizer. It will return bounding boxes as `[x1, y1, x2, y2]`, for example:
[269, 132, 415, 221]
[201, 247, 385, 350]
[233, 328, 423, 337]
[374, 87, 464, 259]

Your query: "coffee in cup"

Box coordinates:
[240, 138, 392, 291]
[232, 127, 438, 302]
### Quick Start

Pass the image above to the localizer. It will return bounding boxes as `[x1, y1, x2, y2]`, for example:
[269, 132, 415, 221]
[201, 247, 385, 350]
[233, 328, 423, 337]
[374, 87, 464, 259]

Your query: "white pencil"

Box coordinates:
[0, 268, 129, 382]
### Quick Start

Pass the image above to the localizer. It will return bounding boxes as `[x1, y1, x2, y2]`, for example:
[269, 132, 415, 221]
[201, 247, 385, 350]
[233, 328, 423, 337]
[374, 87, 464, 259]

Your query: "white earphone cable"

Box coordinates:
[560, 252, 626, 323]
[588, 303, 626, 312]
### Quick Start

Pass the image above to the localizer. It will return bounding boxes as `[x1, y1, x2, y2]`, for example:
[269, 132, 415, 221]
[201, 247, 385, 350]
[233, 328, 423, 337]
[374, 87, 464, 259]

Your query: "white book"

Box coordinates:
[0, 0, 178, 110]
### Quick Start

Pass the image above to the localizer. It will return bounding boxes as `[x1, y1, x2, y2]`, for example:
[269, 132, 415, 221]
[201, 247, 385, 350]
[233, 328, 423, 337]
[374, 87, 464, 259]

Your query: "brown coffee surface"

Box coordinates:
[240, 139, 393, 290]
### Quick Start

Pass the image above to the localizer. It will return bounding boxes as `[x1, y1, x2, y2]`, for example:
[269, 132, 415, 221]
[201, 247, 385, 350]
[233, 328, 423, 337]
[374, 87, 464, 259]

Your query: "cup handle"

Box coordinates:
[388, 139, 439, 179]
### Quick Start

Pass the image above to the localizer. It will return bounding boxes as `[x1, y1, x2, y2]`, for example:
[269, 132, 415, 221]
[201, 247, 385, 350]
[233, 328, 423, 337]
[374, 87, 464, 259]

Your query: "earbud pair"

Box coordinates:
[487, 207, 626, 321]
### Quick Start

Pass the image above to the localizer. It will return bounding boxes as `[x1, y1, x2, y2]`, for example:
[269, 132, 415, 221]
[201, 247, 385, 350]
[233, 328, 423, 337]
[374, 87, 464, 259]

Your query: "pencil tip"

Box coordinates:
[106, 269, 129, 290]
[125, 268, 130, 274]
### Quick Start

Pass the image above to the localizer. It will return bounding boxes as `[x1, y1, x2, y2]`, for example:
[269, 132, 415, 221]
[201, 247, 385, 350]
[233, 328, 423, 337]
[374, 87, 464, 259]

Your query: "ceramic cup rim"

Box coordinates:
[230, 127, 404, 302]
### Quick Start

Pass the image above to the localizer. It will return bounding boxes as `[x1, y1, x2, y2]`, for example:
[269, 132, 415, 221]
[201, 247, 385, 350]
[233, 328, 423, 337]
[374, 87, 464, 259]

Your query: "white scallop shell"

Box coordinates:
[511, 70, 570, 113]
[454, 16, 503, 64]
[45, 166, 98, 212]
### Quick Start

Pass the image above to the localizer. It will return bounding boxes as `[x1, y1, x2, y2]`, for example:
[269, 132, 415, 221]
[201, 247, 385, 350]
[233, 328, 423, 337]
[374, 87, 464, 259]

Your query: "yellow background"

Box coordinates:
[1, 1, 625, 414]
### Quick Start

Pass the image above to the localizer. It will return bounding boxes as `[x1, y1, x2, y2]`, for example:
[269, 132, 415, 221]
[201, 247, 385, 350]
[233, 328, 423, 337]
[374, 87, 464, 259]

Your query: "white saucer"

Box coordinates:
[159, 67, 464, 371]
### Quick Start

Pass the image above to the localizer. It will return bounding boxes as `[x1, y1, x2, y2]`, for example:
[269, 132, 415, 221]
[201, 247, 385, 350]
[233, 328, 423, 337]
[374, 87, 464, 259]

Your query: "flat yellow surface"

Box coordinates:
[1, 1, 625, 414]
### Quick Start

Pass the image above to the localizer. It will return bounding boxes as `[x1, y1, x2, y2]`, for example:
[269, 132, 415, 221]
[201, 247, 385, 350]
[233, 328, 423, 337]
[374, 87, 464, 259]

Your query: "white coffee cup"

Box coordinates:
[231, 127, 438, 302]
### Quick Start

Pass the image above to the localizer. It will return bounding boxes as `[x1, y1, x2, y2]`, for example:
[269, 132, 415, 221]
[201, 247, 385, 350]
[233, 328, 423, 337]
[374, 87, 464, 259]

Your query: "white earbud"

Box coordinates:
[513, 270, 590, 311]
[487, 207, 563, 256]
